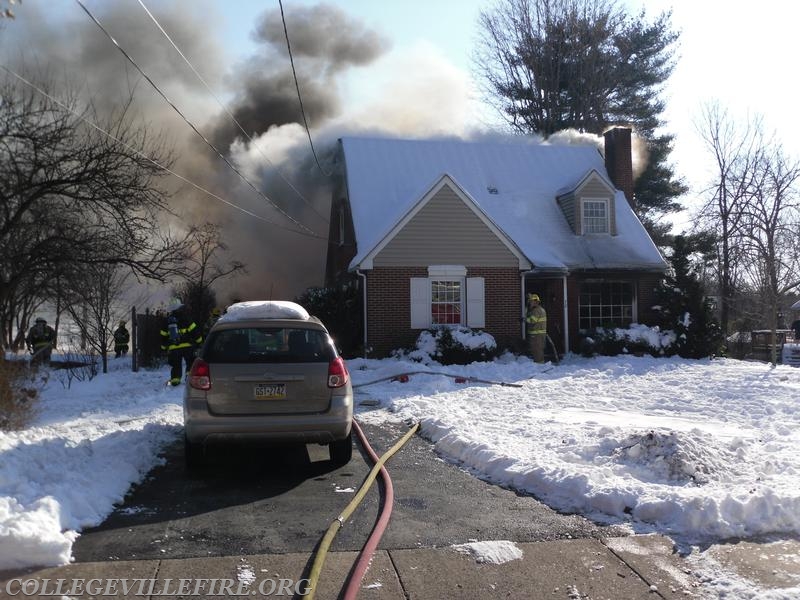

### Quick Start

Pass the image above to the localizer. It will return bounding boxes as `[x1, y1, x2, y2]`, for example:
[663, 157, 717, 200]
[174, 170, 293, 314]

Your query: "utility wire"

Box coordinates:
[277, 0, 333, 178]
[135, 0, 330, 225]
[73, 0, 318, 237]
[0, 64, 325, 241]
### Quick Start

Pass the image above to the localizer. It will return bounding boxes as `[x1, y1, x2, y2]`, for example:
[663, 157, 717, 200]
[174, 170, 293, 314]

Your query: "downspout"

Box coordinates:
[520, 271, 531, 339]
[562, 275, 570, 354]
[356, 269, 368, 358]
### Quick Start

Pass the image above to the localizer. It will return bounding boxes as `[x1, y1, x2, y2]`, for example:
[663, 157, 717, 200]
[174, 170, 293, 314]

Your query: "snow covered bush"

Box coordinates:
[580, 324, 676, 358]
[401, 326, 499, 365]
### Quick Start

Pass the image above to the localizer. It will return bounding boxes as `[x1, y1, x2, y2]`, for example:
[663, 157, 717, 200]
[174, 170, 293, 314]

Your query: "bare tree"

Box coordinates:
[694, 103, 765, 335]
[0, 69, 191, 349]
[173, 222, 246, 325]
[62, 263, 131, 374]
[739, 145, 800, 363]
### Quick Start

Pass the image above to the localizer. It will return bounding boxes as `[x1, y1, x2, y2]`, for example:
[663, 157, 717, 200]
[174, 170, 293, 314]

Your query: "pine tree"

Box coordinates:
[654, 235, 725, 358]
[476, 0, 686, 235]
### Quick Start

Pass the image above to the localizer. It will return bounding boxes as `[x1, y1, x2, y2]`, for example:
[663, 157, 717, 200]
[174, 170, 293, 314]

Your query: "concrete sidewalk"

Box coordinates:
[2, 534, 799, 599]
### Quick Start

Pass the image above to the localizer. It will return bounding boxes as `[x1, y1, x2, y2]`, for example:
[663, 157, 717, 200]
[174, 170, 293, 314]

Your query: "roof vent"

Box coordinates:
[487, 186, 498, 195]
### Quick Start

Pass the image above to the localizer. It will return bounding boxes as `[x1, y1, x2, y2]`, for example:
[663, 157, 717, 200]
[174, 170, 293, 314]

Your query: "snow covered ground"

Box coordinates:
[1, 352, 799, 598]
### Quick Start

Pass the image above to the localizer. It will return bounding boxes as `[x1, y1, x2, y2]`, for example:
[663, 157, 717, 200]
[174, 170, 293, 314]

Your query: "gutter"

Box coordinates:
[356, 269, 368, 359]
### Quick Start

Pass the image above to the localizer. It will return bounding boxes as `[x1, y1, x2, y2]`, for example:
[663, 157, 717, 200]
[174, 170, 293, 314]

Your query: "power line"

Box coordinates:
[135, 0, 330, 225]
[277, 0, 333, 178]
[73, 0, 319, 237]
[0, 63, 326, 241]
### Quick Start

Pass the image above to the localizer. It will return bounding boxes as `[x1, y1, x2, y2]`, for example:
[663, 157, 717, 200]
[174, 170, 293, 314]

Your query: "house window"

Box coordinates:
[579, 280, 635, 330]
[410, 267, 484, 329]
[431, 280, 462, 325]
[582, 199, 609, 234]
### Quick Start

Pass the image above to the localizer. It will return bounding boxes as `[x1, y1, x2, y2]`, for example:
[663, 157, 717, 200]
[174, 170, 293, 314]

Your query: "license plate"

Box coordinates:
[254, 383, 286, 400]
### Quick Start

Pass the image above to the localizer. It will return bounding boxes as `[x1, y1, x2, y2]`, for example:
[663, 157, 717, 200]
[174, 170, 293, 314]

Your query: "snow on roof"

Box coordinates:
[218, 301, 310, 322]
[340, 136, 667, 272]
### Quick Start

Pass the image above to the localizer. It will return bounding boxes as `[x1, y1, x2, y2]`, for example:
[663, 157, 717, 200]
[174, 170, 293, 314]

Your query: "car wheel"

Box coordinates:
[329, 432, 353, 466]
[184, 435, 205, 470]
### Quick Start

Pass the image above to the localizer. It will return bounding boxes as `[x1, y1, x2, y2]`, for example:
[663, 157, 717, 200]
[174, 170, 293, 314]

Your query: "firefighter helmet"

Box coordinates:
[166, 298, 184, 313]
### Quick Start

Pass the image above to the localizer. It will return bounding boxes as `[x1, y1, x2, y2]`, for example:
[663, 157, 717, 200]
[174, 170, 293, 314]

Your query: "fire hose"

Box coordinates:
[339, 420, 397, 599]
[303, 421, 420, 599]
[353, 370, 523, 389]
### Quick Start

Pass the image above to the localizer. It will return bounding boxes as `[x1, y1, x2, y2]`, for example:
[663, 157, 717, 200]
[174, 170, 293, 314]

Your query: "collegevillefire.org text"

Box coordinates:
[4, 577, 310, 596]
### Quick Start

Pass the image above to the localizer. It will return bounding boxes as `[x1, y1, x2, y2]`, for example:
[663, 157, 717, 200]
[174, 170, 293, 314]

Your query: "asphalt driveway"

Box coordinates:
[72, 421, 623, 563]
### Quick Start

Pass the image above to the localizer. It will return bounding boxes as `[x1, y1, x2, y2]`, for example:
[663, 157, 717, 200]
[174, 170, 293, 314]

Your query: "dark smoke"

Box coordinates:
[212, 3, 388, 150]
[1, 1, 391, 303]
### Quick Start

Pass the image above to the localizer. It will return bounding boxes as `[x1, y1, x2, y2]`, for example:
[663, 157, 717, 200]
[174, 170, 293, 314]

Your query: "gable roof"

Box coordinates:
[359, 174, 532, 270]
[340, 136, 667, 272]
[556, 168, 616, 198]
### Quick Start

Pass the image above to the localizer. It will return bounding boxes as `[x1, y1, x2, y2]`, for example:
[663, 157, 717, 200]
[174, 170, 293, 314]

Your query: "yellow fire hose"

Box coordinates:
[303, 421, 421, 599]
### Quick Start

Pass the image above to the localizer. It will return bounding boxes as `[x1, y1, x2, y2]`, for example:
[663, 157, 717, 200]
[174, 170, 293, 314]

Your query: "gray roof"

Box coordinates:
[341, 136, 667, 272]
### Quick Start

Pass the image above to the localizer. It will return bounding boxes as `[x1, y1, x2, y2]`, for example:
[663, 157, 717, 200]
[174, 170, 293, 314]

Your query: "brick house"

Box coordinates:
[325, 128, 667, 357]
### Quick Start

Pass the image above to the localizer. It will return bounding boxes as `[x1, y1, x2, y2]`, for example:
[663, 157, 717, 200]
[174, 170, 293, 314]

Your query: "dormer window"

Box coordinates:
[581, 199, 609, 234]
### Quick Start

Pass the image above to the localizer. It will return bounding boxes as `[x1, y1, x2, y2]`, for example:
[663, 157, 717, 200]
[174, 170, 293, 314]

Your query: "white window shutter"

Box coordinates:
[466, 277, 485, 328]
[410, 278, 430, 329]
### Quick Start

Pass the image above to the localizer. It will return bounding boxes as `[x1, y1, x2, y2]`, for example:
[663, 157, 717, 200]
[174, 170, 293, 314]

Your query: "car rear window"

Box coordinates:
[204, 327, 335, 363]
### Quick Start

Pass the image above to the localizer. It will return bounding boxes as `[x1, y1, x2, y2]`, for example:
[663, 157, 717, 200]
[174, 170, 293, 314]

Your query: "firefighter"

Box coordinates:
[26, 317, 56, 366]
[525, 293, 547, 364]
[113, 320, 130, 358]
[203, 307, 222, 338]
[160, 299, 203, 386]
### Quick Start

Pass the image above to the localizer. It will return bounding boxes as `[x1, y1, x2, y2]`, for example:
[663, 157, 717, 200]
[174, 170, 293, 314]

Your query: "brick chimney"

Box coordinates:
[604, 127, 634, 209]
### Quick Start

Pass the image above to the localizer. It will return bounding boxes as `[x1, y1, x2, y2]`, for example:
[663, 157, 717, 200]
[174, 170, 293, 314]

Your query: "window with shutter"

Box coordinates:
[409, 269, 485, 329]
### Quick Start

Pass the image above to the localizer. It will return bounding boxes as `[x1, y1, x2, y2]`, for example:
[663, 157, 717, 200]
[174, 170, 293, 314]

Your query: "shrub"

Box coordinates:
[406, 326, 499, 365]
[0, 356, 38, 431]
[580, 324, 676, 358]
[295, 283, 362, 357]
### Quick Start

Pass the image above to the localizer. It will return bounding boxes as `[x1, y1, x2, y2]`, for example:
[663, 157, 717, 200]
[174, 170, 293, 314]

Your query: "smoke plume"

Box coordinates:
[0, 1, 493, 303]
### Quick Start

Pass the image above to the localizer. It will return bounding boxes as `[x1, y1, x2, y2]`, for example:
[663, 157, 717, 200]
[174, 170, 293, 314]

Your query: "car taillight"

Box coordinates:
[189, 358, 211, 391]
[328, 357, 349, 388]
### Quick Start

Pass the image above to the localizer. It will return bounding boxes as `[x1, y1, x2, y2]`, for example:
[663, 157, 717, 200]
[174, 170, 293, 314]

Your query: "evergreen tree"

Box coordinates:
[476, 0, 686, 234]
[654, 234, 725, 358]
[295, 284, 362, 357]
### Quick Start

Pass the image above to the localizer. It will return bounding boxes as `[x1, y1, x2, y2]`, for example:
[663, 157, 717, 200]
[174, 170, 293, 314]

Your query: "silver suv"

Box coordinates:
[183, 301, 353, 468]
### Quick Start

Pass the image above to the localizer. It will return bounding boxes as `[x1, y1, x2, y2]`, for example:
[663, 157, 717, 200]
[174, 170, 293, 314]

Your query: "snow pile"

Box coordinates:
[0, 360, 182, 570]
[354, 355, 800, 543]
[452, 540, 523, 564]
[612, 430, 730, 485]
[218, 301, 309, 322]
